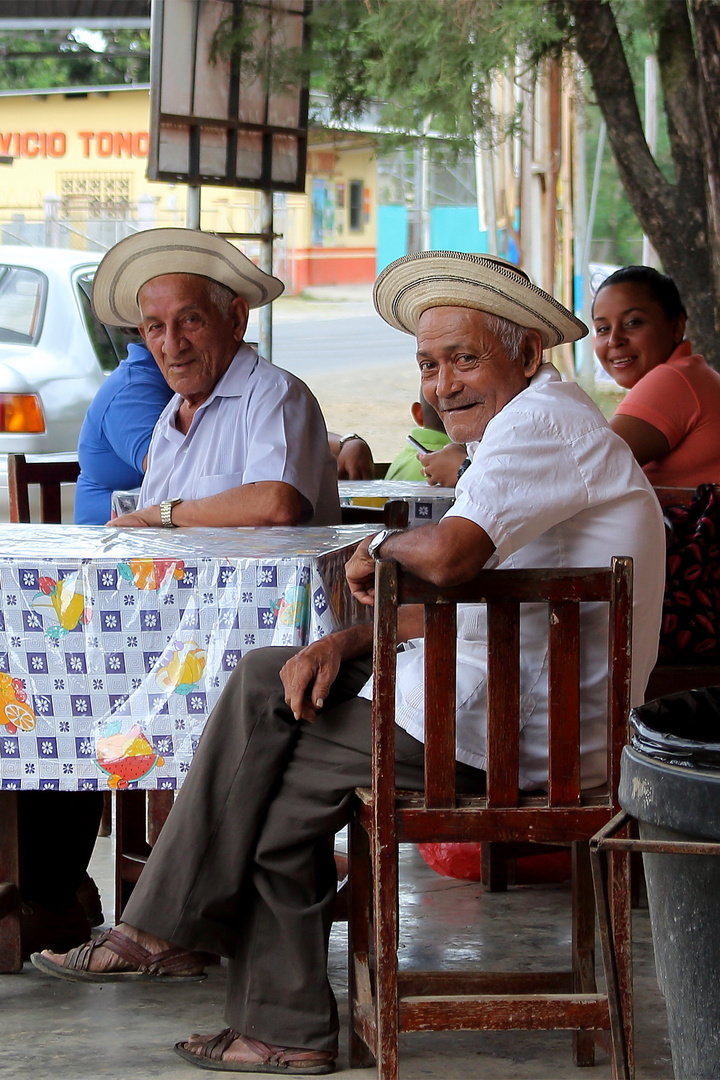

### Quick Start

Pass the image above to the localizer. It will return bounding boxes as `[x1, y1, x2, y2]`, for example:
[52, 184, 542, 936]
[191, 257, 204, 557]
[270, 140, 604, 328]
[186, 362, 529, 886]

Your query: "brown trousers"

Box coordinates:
[122, 646, 484, 1052]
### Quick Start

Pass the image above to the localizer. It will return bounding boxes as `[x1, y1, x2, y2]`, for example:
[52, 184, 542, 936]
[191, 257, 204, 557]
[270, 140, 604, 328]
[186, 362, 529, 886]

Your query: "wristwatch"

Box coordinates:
[160, 498, 183, 528]
[368, 528, 402, 560]
[338, 432, 366, 449]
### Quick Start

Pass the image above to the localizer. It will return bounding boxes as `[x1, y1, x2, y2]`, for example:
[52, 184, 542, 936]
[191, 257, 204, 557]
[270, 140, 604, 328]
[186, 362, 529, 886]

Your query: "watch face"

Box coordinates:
[368, 530, 388, 557]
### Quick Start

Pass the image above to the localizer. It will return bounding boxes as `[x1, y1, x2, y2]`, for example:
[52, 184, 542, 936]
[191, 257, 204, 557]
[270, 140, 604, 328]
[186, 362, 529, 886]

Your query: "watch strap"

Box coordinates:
[368, 528, 402, 560]
[160, 498, 182, 528]
[338, 432, 366, 449]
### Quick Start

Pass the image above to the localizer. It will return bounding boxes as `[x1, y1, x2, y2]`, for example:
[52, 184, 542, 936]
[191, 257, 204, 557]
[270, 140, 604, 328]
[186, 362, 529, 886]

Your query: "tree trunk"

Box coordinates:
[567, 0, 720, 368]
[690, 0, 720, 343]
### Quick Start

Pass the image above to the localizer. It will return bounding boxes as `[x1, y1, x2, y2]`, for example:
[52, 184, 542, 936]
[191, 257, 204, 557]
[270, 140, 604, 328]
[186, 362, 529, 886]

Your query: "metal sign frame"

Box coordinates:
[148, 0, 310, 193]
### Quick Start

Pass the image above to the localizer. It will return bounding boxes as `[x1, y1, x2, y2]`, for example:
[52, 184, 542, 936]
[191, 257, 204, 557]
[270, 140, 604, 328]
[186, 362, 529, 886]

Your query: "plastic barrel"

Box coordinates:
[619, 688, 720, 1080]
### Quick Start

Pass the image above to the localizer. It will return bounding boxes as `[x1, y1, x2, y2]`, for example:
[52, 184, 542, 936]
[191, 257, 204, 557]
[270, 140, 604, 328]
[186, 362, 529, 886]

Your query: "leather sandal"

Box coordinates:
[174, 1029, 336, 1074]
[30, 927, 211, 983]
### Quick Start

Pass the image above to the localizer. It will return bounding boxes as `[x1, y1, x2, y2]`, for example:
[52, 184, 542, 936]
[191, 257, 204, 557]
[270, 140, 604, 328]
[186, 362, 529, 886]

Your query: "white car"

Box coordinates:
[0, 246, 132, 519]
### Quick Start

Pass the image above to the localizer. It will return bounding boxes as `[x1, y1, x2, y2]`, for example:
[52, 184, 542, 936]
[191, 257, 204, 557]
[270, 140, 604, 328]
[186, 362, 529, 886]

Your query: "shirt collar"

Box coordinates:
[466, 361, 558, 458]
[182, 342, 259, 418]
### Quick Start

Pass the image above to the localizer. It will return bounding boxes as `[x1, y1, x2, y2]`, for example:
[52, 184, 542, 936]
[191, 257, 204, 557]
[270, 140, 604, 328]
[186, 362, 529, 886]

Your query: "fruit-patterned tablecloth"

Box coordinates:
[0, 524, 372, 792]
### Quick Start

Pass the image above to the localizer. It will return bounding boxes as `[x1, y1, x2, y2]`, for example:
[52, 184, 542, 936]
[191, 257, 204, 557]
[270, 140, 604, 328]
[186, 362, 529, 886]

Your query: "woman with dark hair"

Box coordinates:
[592, 265, 720, 486]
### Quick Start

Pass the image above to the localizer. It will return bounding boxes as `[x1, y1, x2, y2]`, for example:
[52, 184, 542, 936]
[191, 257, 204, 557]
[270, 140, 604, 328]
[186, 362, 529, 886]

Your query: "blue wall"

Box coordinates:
[376, 205, 491, 274]
[376, 205, 408, 274]
[430, 207, 488, 254]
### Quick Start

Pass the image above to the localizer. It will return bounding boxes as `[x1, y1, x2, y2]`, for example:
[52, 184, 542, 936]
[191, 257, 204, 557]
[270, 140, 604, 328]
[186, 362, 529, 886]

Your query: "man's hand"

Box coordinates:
[336, 437, 374, 480]
[417, 443, 466, 487]
[345, 536, 377, 605]
[280, 636, 344, 721]
[107, 506, 161, 528]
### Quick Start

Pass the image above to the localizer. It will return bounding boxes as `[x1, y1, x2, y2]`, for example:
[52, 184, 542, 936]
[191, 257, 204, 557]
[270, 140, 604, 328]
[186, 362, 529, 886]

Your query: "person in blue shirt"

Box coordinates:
[74, 340, 173, 524]
[18, 339, 173, 959]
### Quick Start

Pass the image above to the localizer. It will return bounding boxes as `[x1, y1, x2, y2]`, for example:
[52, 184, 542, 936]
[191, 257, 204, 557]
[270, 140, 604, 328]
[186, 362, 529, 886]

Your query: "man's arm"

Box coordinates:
[108, 480, 305, 528]
[328, 432, 375, 480]
[346, 515, 495, 604]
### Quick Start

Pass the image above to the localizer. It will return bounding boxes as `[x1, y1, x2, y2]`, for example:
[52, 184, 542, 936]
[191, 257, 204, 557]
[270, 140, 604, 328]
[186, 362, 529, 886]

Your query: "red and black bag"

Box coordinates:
[659, 484, 720, 661]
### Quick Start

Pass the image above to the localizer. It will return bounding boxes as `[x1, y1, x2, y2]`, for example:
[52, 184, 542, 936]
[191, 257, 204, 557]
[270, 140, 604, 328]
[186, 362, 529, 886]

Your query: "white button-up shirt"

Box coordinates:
[138, 343, 340, 526]
[359, 364, 665, 790]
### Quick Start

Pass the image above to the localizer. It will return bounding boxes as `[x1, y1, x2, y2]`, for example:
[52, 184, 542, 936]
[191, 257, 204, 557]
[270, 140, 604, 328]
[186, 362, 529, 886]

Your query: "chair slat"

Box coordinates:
[423, 604, 457, 808]
[7, 454, 80, 524]
[548, 600, 581, 805]
[486, 601, 520, 808]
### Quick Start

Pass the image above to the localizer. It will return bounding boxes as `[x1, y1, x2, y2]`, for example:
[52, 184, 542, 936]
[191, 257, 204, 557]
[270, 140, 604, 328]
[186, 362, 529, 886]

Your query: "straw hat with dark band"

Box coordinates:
[373, 250, 587, 348]
[92, 227, 285, 327]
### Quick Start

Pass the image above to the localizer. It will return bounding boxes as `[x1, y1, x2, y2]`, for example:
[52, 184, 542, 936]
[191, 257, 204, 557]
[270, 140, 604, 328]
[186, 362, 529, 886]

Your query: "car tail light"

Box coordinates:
[0, 393, 46, 433]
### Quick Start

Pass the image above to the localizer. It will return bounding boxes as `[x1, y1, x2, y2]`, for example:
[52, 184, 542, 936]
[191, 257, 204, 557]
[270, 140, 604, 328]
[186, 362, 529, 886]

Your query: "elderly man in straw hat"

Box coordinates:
[92, 227, 340, 529]
[34, 252, 665, 1074]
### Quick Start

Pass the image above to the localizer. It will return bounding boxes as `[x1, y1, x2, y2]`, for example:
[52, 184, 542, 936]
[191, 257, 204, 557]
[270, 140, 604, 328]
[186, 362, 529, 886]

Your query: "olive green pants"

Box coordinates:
[123, 646, 484, 1052]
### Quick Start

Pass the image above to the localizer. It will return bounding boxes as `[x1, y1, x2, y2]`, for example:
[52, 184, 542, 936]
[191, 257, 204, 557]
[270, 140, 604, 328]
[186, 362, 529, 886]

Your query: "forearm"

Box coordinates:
[112, 481, 304, 528]
[376, 518, 495, 587]
[174, 482, 304, 526]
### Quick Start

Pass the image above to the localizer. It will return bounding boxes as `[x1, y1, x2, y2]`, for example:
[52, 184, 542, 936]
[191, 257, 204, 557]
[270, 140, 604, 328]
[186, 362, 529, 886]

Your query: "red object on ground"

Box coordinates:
[417, 842, 572, 884]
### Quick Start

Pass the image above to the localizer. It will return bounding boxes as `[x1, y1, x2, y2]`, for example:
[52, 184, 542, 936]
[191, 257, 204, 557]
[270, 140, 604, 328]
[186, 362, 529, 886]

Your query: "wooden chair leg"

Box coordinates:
[572, 840, 597, 1066]
[611, 845, 634, 1078]
[147, 790, 174, 845]
[115, 790, 151, 919]
[481, 841, 510, 891]
[0, 791, 22, 973]
[99, 791, 112, 837]
[348, 818, 375, 1069]
[373, 832, 400, 1080]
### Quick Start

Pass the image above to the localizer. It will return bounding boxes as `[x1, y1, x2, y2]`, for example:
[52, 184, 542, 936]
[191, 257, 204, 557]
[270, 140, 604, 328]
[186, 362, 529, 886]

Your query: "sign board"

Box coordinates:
[148, 0, 309, 192]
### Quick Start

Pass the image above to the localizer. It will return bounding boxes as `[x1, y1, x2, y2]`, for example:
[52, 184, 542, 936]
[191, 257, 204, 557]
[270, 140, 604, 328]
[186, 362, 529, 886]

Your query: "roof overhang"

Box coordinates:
[0, 1, 150, 29]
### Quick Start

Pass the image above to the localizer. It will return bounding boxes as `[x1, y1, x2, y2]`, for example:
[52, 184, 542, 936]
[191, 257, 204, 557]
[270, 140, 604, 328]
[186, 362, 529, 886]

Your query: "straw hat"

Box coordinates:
[373, 251, 587, 348]
[92, 228, 285, 326]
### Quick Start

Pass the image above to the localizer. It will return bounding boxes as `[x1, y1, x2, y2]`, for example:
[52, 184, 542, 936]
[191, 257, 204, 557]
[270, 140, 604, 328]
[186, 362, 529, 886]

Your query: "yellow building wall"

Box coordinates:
[0, 88, 378, 291]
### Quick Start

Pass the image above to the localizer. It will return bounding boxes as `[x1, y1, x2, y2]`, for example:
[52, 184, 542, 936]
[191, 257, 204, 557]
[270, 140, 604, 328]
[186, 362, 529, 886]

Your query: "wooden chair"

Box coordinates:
[340, 499, 409, 530]
[348, 556, 634, 1079]
[2, 454, 173, 944]
[7, 453, 80, 523]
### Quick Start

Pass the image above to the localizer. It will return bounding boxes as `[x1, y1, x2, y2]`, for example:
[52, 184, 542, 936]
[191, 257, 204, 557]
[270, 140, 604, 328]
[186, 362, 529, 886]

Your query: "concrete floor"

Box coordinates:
[0, 835, 674, 1080]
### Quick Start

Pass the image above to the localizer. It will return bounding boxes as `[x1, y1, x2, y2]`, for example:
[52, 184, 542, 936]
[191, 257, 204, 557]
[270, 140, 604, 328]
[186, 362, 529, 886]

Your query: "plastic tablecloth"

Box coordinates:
[0, 524, 372, 792]
[338, 480, 455, 526]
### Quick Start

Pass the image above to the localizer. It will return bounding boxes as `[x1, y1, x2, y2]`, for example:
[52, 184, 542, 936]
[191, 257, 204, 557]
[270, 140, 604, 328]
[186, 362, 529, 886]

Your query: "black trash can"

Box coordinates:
[619, 687, 720, 1080]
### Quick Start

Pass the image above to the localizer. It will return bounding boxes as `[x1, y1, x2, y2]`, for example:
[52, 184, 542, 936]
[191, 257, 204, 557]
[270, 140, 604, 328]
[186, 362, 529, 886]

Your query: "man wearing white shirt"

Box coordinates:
[35, 252, 665, 1075]
[90, 228, 340, 530]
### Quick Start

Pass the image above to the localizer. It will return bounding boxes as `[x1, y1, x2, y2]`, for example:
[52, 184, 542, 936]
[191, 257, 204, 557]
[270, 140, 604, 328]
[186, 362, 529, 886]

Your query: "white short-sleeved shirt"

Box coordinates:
[359, 363, 666, 790]
[138, 343, 341, 526]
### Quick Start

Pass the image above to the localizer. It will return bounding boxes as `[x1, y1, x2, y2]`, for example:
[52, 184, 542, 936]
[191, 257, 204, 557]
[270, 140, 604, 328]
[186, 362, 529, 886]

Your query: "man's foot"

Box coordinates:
[175, 1029, 336, 1074]
[30, 923, 210, 982]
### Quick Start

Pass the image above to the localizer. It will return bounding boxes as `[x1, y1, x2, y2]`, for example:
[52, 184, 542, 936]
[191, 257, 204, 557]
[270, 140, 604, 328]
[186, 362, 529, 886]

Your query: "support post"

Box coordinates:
[258, 191, 274, 362]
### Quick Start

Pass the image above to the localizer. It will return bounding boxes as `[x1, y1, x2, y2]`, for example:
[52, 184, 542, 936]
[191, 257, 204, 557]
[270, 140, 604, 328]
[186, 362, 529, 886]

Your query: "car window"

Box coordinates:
[0, 265, 46, 344]
[76, 270, 122, 373]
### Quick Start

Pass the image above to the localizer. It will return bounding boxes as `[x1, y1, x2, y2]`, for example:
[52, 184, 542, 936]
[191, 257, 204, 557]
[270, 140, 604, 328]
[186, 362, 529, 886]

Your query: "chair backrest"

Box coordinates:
[371, 556, 633, 826]
[7, 453, 80, 524]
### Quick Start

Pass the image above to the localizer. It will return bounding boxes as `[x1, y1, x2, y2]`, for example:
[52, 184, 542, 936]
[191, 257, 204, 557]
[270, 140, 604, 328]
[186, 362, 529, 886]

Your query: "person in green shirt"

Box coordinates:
[385, 388, 460, 480]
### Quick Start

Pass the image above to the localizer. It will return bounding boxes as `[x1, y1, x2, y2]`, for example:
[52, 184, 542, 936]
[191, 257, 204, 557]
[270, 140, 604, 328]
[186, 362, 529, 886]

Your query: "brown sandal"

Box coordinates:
[174, 1028, 336, 1074]
[30, 927, 210, 983]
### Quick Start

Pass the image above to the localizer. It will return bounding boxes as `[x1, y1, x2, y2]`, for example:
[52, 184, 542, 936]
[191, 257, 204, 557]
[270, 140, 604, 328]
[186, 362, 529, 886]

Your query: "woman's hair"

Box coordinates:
[592, 265, 687, 320]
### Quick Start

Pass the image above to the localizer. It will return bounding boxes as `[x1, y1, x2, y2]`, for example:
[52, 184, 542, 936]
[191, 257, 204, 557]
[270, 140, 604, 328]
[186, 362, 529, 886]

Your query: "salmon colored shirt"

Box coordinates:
[614, 341, 720, 487]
